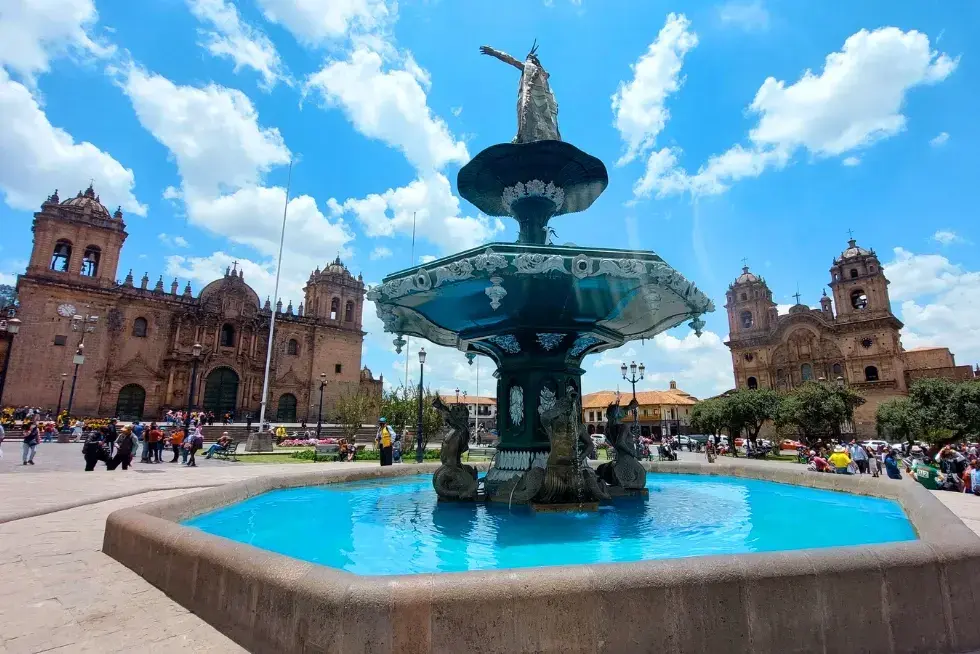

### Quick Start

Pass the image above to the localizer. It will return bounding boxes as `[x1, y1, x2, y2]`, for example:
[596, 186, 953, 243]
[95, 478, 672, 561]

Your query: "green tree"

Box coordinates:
[335, 390, 378, 443]
[726, 388, 780, 444]
[690, 398, 725, 437]
[875, 397, 918, 444]
[379, 385, 445, 457]
[907, 378, 980, 447]
[774, 381, 865, 446]
[0, 284, 15, 308]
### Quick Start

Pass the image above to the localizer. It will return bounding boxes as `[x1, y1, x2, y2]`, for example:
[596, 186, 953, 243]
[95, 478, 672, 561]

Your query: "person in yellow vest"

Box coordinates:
[376, 417, 395, 466]
[274, 424, 287, 443]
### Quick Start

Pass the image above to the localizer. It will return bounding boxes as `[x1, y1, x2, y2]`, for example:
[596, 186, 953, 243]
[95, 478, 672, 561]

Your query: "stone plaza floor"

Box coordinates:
[1, 445, 978, 653]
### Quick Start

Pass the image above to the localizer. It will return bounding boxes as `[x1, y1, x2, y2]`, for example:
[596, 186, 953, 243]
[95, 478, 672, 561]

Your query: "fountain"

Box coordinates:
[367, 43, 713, 506]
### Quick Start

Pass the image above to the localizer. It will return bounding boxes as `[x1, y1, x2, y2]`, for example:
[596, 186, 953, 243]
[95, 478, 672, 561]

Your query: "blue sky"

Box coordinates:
[1, 0, 977, 400]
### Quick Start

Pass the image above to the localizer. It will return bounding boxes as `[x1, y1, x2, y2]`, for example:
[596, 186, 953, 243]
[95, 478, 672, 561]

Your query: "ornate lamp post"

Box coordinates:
[455, 387, 460, 404]
[183, 343, 203, 435]
[0, 317, 22, 407]
[416, 348, 426, 463]
[65, 312, 98, 423]
[55, 373, 68, 425]
[621, 360, 644, 449]
[316, 372, 327, 438]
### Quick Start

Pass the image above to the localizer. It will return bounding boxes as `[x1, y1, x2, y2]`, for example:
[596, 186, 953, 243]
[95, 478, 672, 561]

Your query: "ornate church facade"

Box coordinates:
[725, 238, 976, 436]
[2, 186, 381, 422]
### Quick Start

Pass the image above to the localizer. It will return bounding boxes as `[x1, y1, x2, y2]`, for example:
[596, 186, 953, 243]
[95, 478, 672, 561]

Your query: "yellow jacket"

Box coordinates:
[828, 452, 851, 469]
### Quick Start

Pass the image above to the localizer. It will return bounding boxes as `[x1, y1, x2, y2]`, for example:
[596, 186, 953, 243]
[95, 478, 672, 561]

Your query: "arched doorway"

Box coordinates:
[115, 384, 146, 421]
[203, 367, 239, 418]
[277, 393, 297, 422]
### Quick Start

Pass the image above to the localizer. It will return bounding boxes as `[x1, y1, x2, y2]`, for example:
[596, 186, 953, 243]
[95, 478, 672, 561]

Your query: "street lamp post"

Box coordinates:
[416, 348, 426, 463]
[316, 373, 327, 438]
[455, 387, 460, 404]
[0, 317, 22, 407]
[621, 360, 644, 447]
[183, 344, 203, 436]
[55, 373, 68, 425]
[65, 312, 98, 423]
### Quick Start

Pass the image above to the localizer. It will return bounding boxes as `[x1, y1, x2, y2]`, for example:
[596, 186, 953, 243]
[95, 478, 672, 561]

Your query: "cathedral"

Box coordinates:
[0, 186, 382, 422]
[725, 237, 976, 436]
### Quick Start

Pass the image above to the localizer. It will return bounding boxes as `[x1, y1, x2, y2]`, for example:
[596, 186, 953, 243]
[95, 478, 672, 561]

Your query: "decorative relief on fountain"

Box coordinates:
[488, 334, 520, 354]
[485, 277, 507, 310]
[569, 335, 602, 357]
[509, 385, 524, 427]
[535, 333, 564, 351]
[514, 253, 566, 275]
[538, 384, 556, 416]
[596, 397, 646, 491]
[501, 180, 565, 215]
[472, 248, 508, 273]
[432, 259, 475, 287]
[571, 254, 592, 278]
[535, 392, 609, 504]
[595, 258, 646, 279]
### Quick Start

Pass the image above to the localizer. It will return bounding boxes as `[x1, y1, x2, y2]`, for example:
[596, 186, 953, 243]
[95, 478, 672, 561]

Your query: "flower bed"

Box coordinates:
[278, 438, 340, 448]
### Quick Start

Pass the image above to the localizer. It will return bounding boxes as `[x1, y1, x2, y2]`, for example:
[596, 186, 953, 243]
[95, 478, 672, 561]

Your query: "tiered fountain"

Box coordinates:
[368, 43, 714, 507]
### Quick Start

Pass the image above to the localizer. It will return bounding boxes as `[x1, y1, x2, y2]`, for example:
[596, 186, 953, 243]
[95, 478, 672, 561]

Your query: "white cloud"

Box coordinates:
[929, 131, 950, 147]
[0, 68, 145, 215]
[633, 27, 957, 199]
[158, 233, 190, 248]
[884, 248, 980, 364]
[328, 173, 504, 254]
[718, 0, 769, 32]
[842, 156, 861, 166]
[187, 0, 286, 89]
[450, 106, 462, 117]
[418, 255, 436, 264]
[256, 0, 391, 47]
[0, 0, 114, 84]
[118, 66, 354, 274]
[612, 13, 698, 166]
[119, 65, 290, 197]
[306, 47, 469, 173]
[0, 271, 16, 286]
[370, 246, 392, 260]
[932, 229, 962, 246]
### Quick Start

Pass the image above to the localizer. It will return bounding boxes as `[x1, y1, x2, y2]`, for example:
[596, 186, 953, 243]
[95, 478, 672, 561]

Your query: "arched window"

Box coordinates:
[850, 269, 859, 279]
[81, 246, 100, 277]
[50, 240, 72, 272]
[740, 292, 747, 301]
[132, 317, 148, 338]
[776, 369, 787, 389]
[276, 393, 297, 422]
[220, 323, 236, 347]
[850, 289, 868, 310]
[345, 300, 354, 322]
[286, 338, 299, 355]
[330, 297, 339, 320]
[740, 310, 753, 328]
[832, 363, 843, 378]
[865, 366, 879, 382]
[747, 376, 758, 390]
[801, 363, 814, 381]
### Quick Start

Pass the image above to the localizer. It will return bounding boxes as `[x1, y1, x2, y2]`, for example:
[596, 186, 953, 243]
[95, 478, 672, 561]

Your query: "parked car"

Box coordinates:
[861, 439, 890, 451]
[780, 439, 805, 451]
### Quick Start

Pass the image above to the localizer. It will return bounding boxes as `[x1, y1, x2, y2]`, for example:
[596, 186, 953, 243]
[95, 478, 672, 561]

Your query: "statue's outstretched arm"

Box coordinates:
[480, 45, 523, 71]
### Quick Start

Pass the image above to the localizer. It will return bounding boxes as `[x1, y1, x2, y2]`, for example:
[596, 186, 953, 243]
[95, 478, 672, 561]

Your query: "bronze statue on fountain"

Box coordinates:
[596, 397, 648, 495]
[432, 396, 478, 501]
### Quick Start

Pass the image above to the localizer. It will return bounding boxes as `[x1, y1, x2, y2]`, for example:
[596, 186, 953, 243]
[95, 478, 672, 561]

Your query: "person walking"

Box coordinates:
[107, 427, 135, 470]
[82, 432, 108, 471]
[186, 427, 204, 467]
[71, 419, 84, 442]
[849, 440, 869, 474]
[22, 422, 40, 465]
[376, 418, 395, 467]
[0, 422, 5, 460]
[148, 423, 164, 463]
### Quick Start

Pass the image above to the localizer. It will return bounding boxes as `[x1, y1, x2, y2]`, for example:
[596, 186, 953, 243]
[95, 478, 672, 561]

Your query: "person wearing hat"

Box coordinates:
[376, 417, 396, 466]
[883, 449, 903, 480]
[828, 445, 852, 473]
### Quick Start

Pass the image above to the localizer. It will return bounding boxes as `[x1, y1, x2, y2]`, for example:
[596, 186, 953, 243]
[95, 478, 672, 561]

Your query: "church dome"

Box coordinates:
[788, 304, 809, 315]
[61, 184, 111, 219]
[837, 238, 872, 261]
[734, 266, 760, 284]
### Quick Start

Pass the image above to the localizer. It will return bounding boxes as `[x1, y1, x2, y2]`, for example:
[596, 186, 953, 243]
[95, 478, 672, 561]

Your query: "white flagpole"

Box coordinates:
[404, 211, 416, 389]
[258, 159, 293, 431]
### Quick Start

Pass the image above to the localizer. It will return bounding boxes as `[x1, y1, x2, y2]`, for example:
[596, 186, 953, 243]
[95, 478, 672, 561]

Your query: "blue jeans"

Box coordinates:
[205, 444, 226, 458]
[22, 442, 37, 463]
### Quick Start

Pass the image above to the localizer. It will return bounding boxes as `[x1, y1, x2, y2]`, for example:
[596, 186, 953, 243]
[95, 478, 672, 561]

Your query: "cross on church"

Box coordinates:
[793, 290, 802, 304]
[847, 228, 855, 240]
[741, 257, 749, 267]
[231, 260, 239, 272]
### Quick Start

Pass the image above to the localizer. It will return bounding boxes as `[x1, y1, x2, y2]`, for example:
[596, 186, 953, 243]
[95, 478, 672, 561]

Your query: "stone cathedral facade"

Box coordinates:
[725, 238, 975, 436]
[2, 186, 382, 421]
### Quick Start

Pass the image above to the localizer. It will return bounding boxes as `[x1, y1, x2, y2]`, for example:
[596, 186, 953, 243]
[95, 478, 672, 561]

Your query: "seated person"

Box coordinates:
[969, 462, 980, 496]
[883, 450, 903, 480]
[827, 445, 852, 473]
[204, 432, 233, 458]
[812, 455, 833, 473]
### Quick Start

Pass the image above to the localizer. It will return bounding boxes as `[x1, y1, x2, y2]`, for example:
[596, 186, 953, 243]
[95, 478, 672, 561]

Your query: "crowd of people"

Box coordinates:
[162, 409, 241, 427]
[79, 418, 214, 470]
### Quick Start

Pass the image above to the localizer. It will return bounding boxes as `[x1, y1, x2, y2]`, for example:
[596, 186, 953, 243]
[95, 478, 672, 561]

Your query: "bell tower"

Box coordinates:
[26, 185, 127, 288]
[302, 256, 365, 329]
[829, 238, 891, 323]
[725, 266, 775, 337]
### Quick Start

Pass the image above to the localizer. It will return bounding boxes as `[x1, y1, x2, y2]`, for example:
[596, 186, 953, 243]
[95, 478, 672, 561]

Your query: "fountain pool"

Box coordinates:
[183, 473, 915, 575]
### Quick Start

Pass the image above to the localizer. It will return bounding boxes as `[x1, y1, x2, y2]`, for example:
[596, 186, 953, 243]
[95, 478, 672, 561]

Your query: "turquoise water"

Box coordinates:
[184, 473, 916, 575]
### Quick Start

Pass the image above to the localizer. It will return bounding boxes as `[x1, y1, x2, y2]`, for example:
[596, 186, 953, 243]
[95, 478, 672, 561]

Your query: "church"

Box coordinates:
[0, 186, 381, 422]
[725, 237, 976, 436]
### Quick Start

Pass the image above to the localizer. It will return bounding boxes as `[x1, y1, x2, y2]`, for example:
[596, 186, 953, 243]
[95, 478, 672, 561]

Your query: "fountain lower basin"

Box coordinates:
[181, 473, 915, 576]
[102, 461, 980, 654]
